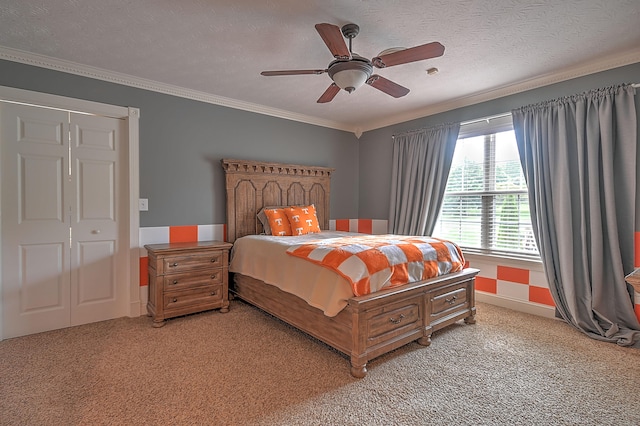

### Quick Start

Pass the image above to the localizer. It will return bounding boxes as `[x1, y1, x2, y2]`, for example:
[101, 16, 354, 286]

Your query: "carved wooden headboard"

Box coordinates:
[221, 159, 334, 242]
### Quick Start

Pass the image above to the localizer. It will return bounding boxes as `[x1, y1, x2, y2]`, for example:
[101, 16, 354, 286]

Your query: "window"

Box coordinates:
[432, 120, 539, 258]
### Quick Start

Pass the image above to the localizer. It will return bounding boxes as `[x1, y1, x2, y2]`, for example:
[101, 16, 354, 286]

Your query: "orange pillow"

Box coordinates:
[284, 204, 321, 235]
[263, 208, 292, 236]
[257, 206, 287, 235]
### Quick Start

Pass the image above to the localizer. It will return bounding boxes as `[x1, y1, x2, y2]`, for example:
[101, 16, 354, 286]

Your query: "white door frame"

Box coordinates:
[0, 85, 141, 341]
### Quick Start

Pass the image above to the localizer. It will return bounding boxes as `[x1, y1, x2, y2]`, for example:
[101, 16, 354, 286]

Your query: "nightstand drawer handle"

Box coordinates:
[389, 314, 405, 324]
[211, 274, 217, 279]
[210, 258, 218, 263]
[169, 262, 178, 267]
[172, 298, 177, 303]
[211, 291, 217, 296]
[446, 295, 458, 304]
[172, 280, 178, 285]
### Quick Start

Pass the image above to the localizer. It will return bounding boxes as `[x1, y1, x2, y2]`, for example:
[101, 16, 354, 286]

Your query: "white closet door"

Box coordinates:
[1, 103, 72, 338]
[69, 113, 127, 325]
[1, 104, 127, 338]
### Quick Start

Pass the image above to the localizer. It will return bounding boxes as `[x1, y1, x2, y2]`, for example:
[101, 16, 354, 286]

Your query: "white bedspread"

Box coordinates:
[229, 231, 357, 317]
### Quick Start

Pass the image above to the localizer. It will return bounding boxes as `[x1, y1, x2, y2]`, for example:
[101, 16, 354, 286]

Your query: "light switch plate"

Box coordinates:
[139, 198, 148, 211]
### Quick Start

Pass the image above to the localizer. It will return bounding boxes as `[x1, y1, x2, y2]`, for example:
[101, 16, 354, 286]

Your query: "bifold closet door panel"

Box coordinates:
[69, 113, 128, 325]
[1, 103, 72, 338]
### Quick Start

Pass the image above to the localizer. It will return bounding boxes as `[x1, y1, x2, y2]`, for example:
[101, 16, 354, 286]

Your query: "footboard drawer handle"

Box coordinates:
[211, 274, 217, 279]
[446, 295, 458, 304]
[210, 258, 218, 263]
[169, 262, 178, 267]
[172, 280, 178, 285]
[172, 298, 177, 303]
[389, 314, 405, 324]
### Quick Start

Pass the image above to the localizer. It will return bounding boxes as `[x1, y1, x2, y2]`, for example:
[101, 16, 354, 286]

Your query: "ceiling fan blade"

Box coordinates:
[317, 83, 340, 103]
[366, 75, 410, 98]
[315, 23, 350, 59]
[372, 42, 445, 68]
[261, 69, 326, 76]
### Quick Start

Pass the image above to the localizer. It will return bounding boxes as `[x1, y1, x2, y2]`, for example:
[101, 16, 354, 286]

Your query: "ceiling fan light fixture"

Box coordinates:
[328, 59, 373, 93]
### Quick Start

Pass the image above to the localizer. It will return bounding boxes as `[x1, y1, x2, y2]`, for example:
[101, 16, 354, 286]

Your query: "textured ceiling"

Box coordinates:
[1, 0, 639, 134]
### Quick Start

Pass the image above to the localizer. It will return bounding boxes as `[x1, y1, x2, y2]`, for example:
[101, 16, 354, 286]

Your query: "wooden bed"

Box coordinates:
[222, 158, 478, 377]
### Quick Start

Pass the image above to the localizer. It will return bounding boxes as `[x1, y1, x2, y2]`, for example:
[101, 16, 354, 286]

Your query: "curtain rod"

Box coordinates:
[435, 82, 640, 127]
[394, 83, 640, 138]
[460, 112, 511, 127]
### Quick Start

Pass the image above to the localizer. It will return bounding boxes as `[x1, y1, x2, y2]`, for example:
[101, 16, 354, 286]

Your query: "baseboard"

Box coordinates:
[129, 302, 141, 318]
[475, 291, 556, 319]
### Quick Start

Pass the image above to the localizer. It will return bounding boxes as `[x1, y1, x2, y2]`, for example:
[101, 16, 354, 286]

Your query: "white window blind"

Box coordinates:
[433, 128, 539, 258]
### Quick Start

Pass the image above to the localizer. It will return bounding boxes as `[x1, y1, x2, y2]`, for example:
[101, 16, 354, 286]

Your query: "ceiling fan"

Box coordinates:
[260, 23, 445, 103]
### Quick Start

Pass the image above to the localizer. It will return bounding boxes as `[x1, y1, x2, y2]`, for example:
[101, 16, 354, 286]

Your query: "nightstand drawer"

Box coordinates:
[163, 285, 224, 311]
[163, 270, 224, 291]
[162, 251, 226, 273]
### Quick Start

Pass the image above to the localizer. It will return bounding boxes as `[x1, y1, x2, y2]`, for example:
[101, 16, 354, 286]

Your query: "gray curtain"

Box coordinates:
[512, 84, 640, 347]
[389, 123, 460, 235]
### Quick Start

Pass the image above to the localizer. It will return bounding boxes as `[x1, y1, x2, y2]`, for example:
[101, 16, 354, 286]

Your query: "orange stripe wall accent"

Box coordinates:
[330, 219, 388, 235]
[139, 256, 149, 286]
[467, 258, 555, 311]
[529, 286, 555, 306]
[635, 232, 640, 323]
[635, 231, 640, 268]
[475, 276, 497, 294]
[497, 265, 529, 284]
[358, 220, 373, 234]
[169, 225, 198, 243]
[335, 219, 350, 232]
[136, 220, 639, 322]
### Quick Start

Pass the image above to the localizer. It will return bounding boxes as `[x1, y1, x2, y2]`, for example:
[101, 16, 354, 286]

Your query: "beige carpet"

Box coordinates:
[1, 300, 638, 426]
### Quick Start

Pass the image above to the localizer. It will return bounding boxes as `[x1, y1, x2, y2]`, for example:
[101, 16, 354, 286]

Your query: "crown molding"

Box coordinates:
[0, 46, 354, 133]
[2, 46, 639, 137]
[359, 48, 640, 133]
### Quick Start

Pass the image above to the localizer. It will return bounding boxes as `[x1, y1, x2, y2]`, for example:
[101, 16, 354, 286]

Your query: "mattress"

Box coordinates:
[229, 231, 357, 316]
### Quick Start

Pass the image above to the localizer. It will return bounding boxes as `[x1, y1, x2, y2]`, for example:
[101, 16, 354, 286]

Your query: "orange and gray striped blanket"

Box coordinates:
[286, 234, 465, 296]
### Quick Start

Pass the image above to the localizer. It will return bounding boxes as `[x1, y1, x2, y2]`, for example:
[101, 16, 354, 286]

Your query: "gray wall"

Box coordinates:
[0, 59, 359, 227]
[358, 62, 640, 220]
[2, 59, 638, 226]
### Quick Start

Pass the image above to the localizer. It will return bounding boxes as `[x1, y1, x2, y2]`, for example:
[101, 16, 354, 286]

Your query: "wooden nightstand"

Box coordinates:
[145, 240, 233, 327]
[625, 268, 640, 293]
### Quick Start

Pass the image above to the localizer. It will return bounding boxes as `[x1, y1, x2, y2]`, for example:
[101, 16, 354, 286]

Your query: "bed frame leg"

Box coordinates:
[350, 363, 367, 378]
[418, 325, 433, 346]
[418, 335, 432, 346]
